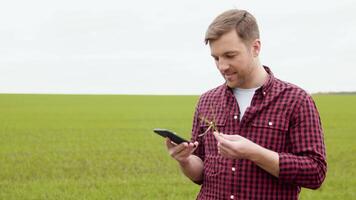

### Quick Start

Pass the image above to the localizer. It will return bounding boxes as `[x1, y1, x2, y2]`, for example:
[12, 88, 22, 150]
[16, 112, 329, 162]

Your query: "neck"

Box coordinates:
[254, 65, 268, 87]
[242, 62, 268, 89]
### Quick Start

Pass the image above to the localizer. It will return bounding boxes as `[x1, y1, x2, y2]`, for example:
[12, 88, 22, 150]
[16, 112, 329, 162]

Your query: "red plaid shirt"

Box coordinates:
[191, 66, 326, 200]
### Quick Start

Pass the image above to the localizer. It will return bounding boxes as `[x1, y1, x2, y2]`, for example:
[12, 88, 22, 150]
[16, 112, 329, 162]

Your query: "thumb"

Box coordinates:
[165, 138, 175, 148]
[220, 133, 242, 141]
[213, 131, 220, 141]
[213, 131, 226, 143]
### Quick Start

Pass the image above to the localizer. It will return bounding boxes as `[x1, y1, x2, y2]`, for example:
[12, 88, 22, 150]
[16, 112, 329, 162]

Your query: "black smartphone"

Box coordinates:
[153, 128, 189, 145]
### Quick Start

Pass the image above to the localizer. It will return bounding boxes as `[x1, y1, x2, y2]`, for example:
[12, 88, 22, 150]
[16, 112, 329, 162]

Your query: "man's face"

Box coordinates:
[209, 30, 260, 88]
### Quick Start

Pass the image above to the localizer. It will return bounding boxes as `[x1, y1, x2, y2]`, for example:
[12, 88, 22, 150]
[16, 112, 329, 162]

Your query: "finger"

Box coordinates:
[218, 144, 237, 159]
[191, 141, 199, 150]
[166, 138, 185, 151]
[184, 142, 198, 152]
[170, 142, 188, 157]
[165, 138, 175, 148]
[176, 144, 197, 158]
[218, 142, 232, 153]
[182, 142, 199, 157]
[213, 131, 223, 142]
[217, 142, 220, 152]
[178, 147, 194, 158]
[214, 132, 231, 145]
[216, 142, 226, 156]
[217, 139, 235, 154]
[220, 133, 243, 141]
[218, 138, 235, 149]
[217, 141, 227, 152]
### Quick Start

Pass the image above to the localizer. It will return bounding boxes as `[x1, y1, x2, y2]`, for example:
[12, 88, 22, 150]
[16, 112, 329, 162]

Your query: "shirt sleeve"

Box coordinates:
[191, 97, 205, 161]
[190, 98, 205, 185]
[278, 94, 327, 189]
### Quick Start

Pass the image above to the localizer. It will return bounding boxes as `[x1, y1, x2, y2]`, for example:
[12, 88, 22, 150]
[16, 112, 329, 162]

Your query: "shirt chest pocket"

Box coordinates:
[250, 115, 289, 152]
[199, 119, 226, 135]
[199, 116, 226, 153]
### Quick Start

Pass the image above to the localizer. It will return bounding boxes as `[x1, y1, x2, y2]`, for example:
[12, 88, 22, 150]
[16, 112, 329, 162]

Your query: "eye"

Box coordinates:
[225, 54, 236, 59]
[212, 56, 219, 61]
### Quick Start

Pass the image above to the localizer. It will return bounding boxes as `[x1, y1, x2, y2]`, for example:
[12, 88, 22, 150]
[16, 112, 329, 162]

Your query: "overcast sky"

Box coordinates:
[0, 0, 355, 95]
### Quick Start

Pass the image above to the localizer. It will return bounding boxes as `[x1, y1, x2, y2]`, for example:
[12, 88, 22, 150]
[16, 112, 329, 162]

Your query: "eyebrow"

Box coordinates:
[211, 51, 239, 57]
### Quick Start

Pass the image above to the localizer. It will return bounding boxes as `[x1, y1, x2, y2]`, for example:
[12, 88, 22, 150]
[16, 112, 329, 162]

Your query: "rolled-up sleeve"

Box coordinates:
[278, 94, 327, 189]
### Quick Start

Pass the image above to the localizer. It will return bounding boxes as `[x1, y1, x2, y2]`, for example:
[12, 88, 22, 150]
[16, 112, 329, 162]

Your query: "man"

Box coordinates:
[166, 9, 326, 200]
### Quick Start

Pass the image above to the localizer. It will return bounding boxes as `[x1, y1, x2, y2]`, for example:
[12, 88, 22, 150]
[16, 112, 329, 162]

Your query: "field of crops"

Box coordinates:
[0, 94, 355, 199]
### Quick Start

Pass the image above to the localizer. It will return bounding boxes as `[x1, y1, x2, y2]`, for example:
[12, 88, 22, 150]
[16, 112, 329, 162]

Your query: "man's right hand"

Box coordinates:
[165, 138, 198, 164]
[165, 138, 203, 182]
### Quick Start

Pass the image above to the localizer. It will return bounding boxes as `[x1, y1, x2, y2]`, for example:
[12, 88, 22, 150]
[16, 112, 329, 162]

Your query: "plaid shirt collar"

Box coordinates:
[209, 66, 285, 126]
[220, 65, 277, 104]
[223, 65, 275, 95]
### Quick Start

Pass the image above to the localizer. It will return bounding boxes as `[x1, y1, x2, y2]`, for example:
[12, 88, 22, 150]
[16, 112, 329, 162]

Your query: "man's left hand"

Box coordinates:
[213, 131, 258, 160]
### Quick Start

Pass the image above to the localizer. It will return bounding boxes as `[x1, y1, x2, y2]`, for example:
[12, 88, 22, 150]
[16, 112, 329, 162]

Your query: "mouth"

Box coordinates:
[224, 72, 236, 80]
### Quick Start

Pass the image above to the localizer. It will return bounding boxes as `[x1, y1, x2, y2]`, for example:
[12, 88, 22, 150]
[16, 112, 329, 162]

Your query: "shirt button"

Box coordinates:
[230, 195, 234, 199]
[232, 167, 236, 172]
[233, 115, 238, 120]
[263, 91, 266, 95]
[268, 121, 273, 126]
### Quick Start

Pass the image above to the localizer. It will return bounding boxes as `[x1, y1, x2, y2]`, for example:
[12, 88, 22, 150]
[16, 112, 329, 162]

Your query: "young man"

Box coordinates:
[166, 9, 326, 199]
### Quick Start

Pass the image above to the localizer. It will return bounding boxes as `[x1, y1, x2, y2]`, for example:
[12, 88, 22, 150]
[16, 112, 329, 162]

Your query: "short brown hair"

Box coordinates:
[205, 9, 260, 45]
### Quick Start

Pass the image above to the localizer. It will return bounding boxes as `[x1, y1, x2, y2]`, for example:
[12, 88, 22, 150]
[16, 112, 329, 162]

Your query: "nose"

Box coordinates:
[217, 59, 229, 72]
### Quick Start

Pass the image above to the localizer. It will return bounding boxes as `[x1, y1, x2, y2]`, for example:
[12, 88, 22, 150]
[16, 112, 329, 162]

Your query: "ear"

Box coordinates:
[251, 39, 261, 57]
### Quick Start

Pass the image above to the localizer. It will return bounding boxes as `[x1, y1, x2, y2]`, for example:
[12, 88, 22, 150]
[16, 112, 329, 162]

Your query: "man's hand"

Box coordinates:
[213, 131, 258, 160]
[165, 139, 203, 182]
[213, 131, 280, 177]
[165, 139, 198, 164]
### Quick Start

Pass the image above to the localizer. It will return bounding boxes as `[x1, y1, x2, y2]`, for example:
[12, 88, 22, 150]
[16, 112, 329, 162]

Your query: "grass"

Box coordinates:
[300, 95, 356, 199]
[0, 94, 355, 199]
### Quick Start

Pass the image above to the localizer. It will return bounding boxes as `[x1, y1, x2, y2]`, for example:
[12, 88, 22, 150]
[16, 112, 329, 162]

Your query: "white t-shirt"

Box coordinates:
[233, 87, 259, 120]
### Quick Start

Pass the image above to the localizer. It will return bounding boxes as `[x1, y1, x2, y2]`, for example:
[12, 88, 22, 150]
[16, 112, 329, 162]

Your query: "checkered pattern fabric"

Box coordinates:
[191, 66, 326, 200]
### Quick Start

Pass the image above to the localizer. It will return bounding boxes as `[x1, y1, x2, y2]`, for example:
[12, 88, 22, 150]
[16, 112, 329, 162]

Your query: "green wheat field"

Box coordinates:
[0, 94, 355, 199]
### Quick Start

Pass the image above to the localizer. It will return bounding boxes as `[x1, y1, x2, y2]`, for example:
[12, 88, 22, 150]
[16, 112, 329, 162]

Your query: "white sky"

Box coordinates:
[0, 0, 355, 95]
